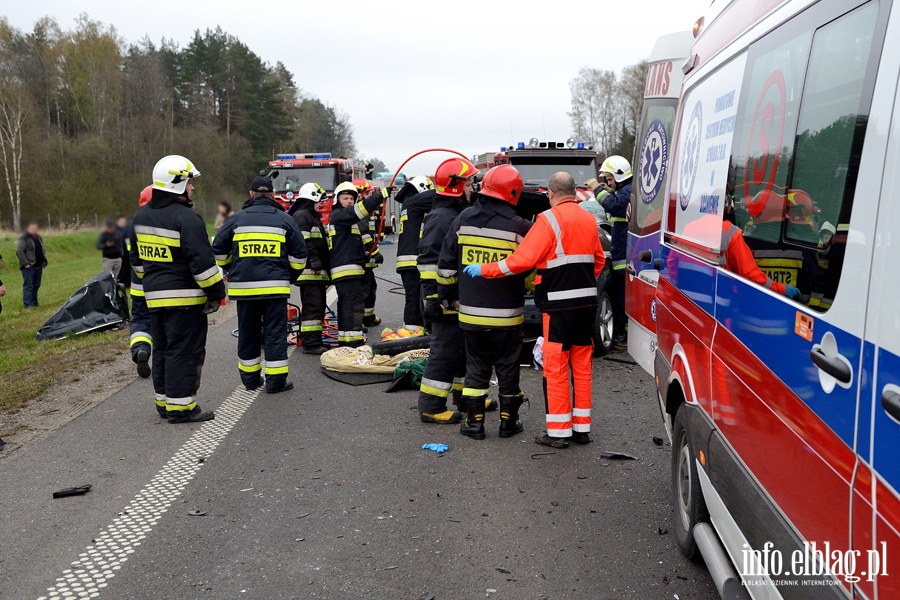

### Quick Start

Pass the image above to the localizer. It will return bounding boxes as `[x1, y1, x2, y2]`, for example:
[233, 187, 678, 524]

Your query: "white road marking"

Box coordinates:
[37, 384, 264, 599]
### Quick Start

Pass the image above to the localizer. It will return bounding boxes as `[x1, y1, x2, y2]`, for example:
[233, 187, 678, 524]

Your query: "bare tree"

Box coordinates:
[568, 67, 620, 155]
[0, 20, 29, 231]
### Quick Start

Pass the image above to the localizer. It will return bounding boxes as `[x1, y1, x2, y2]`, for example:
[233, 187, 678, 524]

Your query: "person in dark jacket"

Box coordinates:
[353, 180, 385, 327]
[0, 251, 6, 304]
[16, 222, 48, 309]
[131, 155, 226, 423]
[328, 181, 386, 346]
[597, 155, 633, 350]
[438, 165, 532, 439]
[417, 157, 484, 424]
[289, 182, 331, 354]
[213, 175, 307, 393]
[394, 176, 435, 333]
[97, 220, 124, 278]
[115, 214, 131, 289]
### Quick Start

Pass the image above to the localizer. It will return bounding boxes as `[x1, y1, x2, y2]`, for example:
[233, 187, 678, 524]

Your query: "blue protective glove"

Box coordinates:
[784, 285, 801, 299]
[463, 264, 483, 278]
[422, 443, 448, 454]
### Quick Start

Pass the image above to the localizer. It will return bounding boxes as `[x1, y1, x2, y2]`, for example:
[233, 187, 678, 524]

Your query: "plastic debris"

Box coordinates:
[422, 443, 448, 454]
[652, 436, 664, 446]
[600, 450, 640, 460]
[52, 485, 92, 499]
[188, 510, 207, 517]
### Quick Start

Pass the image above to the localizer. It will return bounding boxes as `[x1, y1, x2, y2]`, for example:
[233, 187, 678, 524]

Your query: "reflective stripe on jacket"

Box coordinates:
[328, 194, 384, 279]
[418, 195, 464, 301]
[292, 201, 330, 283]
[396, 189, 434, 272]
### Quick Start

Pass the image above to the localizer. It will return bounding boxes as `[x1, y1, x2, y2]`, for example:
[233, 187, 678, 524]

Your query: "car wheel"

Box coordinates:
[672, 404, 708, 562]
[592, 291, 613, 356]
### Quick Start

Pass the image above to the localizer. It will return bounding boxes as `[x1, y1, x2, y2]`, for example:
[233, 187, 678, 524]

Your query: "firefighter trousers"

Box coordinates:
[298, 282, 327, 349]
[399, 269, 423, 329]
[150, 306, 208, 415]
[334, 276, 364, 346]
[418, 315, 466, 414]
[129, 293, 152, 361]
[611, 269, 627, 338]
[237, 298, 289, 391]
[362, 268, 378, 323]
[462, 327, 523, 400]
[542, 307, 595, 438]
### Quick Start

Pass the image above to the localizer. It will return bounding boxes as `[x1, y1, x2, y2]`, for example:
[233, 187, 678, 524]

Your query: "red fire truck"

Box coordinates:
[266, 153, 365, 223]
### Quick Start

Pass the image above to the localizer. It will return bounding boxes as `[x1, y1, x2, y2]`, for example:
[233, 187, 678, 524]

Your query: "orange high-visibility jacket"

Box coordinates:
[720, 220, 786, 295]
[482, 198, 605, 310]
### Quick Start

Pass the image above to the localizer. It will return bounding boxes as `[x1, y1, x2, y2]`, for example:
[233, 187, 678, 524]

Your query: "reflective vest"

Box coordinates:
[719, 221, 786, 295]
[211, 197, 307, 299]
[481, 198, 605, 311]
[131, 191, 226, 310]
[438, 197, 532, 330]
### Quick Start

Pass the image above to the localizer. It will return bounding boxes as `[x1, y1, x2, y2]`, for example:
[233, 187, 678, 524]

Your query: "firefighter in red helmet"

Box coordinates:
[417, 157, 485, 424]
[438, 165, 532, 439]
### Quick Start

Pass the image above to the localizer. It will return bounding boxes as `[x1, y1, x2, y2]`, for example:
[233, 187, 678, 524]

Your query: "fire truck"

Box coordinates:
[266, 153, 365, 224]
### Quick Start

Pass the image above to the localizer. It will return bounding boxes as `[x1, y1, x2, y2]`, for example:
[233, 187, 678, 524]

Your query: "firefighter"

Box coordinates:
[329, 181, 387, 346]
[438, 164, 532, 439]
[417, 157, 482, 424]
[394, 176, 435, 333]
[289, 182, 331, 354]
[125, 185, 154, 379]
[466, 172, 605, 448]
[213, 175, 307, 393]
[595, 155, 632, 350]
[353, 179, 384, 327]
[131, 155, 226, 423]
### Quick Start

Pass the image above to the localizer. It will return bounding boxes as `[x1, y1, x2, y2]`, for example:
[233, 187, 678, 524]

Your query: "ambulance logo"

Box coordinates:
[679, 101, 703, 210]
[640, 119, 668, 205]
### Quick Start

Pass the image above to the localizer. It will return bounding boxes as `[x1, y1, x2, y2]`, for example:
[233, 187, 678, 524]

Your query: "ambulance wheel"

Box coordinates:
[592, 291, 614, 357]
[369, 335, 431, 356]
[672, 404, 708, 562]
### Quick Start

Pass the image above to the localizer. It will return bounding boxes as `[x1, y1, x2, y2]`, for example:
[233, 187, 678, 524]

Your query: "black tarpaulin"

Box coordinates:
[37, 272, 129, 340]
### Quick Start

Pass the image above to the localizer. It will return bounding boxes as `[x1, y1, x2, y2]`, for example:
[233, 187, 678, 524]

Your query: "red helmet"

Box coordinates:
[746, 189, 785, 223]
[352, 178, 372, 196]
[786, 189, 815, 225]
[479, 165, 523, 206]
[139, 185, 153, 207]
[434, 158, 477, 197]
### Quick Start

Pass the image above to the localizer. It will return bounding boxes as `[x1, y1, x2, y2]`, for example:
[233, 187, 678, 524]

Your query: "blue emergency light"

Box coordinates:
[577, 142, 585, 149]
[311, 153, 332, 159]
[500, 147, 507, 152]
[276, 154, 297, 160]
[517, 142, 525, 149]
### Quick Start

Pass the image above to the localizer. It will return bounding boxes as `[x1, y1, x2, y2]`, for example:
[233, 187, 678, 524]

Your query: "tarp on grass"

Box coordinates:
[37, 272, 129, 340]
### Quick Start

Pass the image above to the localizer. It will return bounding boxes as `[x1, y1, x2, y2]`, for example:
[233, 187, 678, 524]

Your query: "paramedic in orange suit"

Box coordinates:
[464, 172, 605, 449]
[720, 220, 800, 299]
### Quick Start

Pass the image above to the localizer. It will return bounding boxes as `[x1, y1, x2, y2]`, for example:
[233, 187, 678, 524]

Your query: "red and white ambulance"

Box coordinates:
[655, 0, 900, 597]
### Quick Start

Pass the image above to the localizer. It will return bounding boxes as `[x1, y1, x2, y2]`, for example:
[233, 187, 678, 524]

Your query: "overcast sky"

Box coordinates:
[4, 0, 708, 176]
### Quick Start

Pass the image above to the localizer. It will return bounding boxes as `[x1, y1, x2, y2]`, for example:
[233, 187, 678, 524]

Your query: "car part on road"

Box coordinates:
[52, 484, 92, 499]
[187, 510, 207, 517]
[600, 450, 638, 460]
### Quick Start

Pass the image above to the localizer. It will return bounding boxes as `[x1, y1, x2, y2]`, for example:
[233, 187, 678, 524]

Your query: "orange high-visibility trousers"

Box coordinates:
[541, 307, 595, 438]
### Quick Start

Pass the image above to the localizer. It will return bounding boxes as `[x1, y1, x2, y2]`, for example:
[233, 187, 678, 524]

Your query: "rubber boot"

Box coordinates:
[459, 396, 486, 440]
[498, 394, 525, 438]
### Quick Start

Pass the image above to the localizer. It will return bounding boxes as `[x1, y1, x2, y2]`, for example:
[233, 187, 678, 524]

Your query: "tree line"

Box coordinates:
[568, 61, 648, 164]
[0, 16, 357, 231]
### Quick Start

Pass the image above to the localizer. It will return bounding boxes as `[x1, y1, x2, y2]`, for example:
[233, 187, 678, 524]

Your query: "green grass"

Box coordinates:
[0, 230, 127, 415]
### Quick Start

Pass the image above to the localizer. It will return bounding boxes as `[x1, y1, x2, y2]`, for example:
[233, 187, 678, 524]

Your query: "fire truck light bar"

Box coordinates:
[276, 153, 333, 160]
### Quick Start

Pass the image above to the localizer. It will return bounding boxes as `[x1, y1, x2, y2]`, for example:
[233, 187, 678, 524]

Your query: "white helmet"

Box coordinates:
[332, 181, 359, 206]
[152, 155, 200, 195]
[298, 182, 327, 202]
[409, 176, 434, 193]
[599, 155, 632, 183]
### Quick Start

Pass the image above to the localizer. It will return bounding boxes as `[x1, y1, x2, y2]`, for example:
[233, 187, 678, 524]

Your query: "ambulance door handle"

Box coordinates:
[882, 387, 900, 424]
[810, 347, 852, 385]
[639, 250, 653, 263]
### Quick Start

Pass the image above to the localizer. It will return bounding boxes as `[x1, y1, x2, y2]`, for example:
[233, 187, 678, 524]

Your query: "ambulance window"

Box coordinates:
[633, 102, 677, 236]
[787, 3, 878, 247]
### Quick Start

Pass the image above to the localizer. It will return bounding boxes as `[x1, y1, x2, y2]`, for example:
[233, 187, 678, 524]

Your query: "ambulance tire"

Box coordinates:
[592, 291, 614, 357]
[369, 335, 431, 356]
[672, 404, 708, 562]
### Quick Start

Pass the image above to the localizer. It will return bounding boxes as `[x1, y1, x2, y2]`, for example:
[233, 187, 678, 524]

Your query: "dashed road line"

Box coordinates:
[37, 385, 262, 599]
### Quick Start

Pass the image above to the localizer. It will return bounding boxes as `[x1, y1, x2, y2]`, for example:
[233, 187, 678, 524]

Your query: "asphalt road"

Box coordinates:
[0, 242, 718, 600]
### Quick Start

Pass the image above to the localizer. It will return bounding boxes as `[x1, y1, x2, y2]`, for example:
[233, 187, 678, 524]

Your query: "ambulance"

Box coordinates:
[626, 31, 694, 375]
[653, 0, 900, 598]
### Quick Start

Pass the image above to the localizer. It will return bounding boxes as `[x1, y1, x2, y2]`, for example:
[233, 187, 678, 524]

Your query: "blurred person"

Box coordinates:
[214, 201, 235, 231]
[353, 179, 384, 327]
[289, 183, 331, 354]
[581, 178, 608, 224]
[16, 222, 47, 309]
[116, 214, 131, 289]
[126, 187, 155, 378]
[97, 219, 124, 278]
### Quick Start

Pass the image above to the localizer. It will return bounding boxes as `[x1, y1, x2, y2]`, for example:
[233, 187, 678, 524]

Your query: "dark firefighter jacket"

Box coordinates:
[130, 189, 226, 310]
[291, 199, 330, 283]
[395, 185, 435, 272]
[418, 194, 465, 305]
[598, 179, 632, 269]
[328, 193, 384, 280]
[438, 196, 532, 330]
[358, 214, 382, 269]
[212, 196, 307, 299]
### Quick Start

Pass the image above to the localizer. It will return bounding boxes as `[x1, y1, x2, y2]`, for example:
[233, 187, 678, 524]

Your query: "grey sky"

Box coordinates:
[4, 0, 708, 176]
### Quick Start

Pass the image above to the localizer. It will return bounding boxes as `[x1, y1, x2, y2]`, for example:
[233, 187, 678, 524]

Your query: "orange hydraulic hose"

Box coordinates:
[369, 148, 469, 256]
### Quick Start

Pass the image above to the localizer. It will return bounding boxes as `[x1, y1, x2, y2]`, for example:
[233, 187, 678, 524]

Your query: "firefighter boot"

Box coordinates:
[485, 397, 498, 412]
[459, 396, 486, 440]
[420, 409, 462, 424]
[498, 394, 525, 438]
[136, 349, 151, 379]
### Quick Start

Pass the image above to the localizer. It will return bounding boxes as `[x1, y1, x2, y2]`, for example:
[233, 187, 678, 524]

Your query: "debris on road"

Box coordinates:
[496, 568, 511, 574]
[187, 510, 207, 517]
[0, 437, 5, 451]
[657, 527, 669, 535]
[600, 450, 640, 460]
[531, 451, 556, 459]
[422, 443, 448, 454]
[652, 436, 664, 446]
[52, 484, 91, 499]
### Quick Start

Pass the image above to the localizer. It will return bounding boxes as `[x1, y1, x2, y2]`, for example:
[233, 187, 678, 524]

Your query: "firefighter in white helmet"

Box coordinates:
[596, 155, 632, 350]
